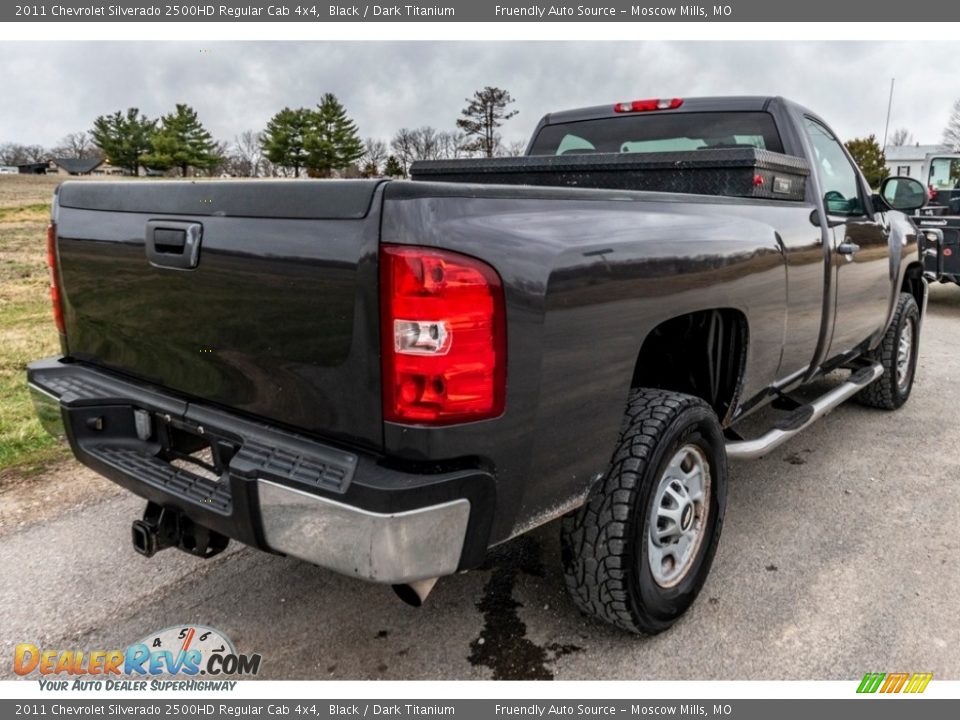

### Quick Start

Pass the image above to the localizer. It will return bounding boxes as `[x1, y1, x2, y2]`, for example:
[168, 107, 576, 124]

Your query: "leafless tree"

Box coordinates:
[391, 127, 474, 174]
[24, 145, 48, 163]
[944, 99, 960, 151]
[0, 142, 48, 165]
[52, 131, 101, 159]
[227, 130, 265, 177]
[260, 157, 278, 177]
[888, 128, 914, 147]
[437, 130, 470, 159]
[416, 127, 444, 160]
[390, 127, 418, 175]
[361, 138, 389, 175]
[497, 139, 528, 157]
[0, 143, 21, 164]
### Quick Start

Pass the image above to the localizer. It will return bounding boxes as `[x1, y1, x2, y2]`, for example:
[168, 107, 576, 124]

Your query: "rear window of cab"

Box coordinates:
[529, 112, 785, 156]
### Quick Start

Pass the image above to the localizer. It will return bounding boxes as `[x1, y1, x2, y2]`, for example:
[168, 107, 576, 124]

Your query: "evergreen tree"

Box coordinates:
[844, 135, 887, 189]
[142, 104, 221, 177]
[303, 94, 364, 178]
[383, 155, 404, 178]
[91, 108, 157, 175]
[262, 107, 311, 177]
[456, 86, 518, 158]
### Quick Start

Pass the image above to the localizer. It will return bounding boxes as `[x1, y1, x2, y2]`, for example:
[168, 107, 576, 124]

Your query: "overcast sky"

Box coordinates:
[0, 41, 955, 149]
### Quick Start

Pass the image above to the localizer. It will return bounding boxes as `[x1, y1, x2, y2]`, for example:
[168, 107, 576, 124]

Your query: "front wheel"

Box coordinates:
[560, 389, 727, 635]
[856, 292, 920, 410]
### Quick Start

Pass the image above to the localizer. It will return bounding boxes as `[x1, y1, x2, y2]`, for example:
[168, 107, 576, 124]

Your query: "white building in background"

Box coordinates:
[884, 143, 951, 179]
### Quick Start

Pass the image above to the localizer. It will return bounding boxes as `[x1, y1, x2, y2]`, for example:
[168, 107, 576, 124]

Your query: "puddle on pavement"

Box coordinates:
[467, 535, 581, 680]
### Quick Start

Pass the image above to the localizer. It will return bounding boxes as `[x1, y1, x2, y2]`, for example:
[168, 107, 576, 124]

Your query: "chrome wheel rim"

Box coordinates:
[647, 444, 711, 588]
[896, 317, 914, 391]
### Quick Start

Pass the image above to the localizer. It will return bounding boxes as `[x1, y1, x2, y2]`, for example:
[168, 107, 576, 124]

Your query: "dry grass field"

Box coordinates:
[0, 175, 249, 479]
[0, 175, 67, 473]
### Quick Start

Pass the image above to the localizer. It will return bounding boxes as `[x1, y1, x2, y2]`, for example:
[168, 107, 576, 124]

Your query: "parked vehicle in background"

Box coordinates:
[884, 144, 949, 186]
[28, 96, 929, 635]
[916, 152, 960, 286]
[922, 153, 960, 213]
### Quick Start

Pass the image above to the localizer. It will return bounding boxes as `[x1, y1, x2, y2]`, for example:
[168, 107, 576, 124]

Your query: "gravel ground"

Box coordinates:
[2, 284, 959, 681]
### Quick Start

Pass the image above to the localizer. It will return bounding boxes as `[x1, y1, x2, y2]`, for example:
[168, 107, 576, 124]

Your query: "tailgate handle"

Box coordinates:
[145, 220, 202, 270]
[154, 228, 186, 253]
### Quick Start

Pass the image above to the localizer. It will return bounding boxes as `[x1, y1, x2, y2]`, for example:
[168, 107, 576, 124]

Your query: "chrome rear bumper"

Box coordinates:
[257, 480, 471, 584]
[27, 357, 490, 585]
[28, 382, 66, 440]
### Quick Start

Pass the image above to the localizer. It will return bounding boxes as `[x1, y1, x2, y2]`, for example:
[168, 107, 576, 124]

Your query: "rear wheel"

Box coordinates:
[560, 389, 727, 634]
[856, 292, 920, 410]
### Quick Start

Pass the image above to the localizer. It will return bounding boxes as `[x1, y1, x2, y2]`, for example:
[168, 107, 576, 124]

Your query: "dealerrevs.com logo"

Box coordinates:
[14, 626, 261, 691]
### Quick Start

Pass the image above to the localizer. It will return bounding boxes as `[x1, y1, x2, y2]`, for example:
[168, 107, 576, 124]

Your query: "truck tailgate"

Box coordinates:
[53, 180, 385, 450]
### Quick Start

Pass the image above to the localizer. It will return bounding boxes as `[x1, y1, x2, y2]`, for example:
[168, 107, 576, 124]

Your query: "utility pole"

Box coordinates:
[882, 78, 895, 149]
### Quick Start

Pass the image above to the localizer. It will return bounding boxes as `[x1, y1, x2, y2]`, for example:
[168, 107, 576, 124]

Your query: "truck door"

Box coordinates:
[923, 155, 960, 215]
[802, 117, 892, 358]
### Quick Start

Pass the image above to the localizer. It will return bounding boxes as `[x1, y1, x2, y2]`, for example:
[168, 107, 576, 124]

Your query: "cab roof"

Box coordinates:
[540, 96, 781, 126]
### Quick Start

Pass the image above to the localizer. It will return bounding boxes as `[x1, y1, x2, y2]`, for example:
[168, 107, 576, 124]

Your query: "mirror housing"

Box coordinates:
[877, 176, 928, 213]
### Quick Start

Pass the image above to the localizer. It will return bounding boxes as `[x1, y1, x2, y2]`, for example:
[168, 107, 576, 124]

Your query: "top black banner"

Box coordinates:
[5, 0, 956, 22]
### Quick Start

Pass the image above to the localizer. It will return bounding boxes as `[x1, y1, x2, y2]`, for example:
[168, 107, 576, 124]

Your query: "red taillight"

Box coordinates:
[614, 98, 683, 113]
[380, 244, 506, 425]
[46, 223, 65, 334]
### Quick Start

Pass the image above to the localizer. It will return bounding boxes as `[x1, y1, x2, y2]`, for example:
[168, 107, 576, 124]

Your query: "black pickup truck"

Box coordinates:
[28, 96, 929, 635]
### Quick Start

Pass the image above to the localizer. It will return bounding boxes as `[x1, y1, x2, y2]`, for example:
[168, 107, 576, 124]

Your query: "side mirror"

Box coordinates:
[877, 176, 928, 212]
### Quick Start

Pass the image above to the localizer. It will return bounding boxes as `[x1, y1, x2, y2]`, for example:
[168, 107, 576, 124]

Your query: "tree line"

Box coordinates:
[0, 86, 521, 178]
[12, 90, 959, 185]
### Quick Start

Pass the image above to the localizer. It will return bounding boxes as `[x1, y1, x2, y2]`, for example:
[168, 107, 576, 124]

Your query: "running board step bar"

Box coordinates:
[725, 362, 883, 461]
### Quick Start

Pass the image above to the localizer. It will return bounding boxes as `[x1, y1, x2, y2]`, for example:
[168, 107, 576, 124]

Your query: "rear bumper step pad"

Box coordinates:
[26, 356, 496, 582]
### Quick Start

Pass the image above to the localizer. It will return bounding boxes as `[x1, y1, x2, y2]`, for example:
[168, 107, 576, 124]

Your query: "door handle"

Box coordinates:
[145, 220, 202, 270]
[837, 240, 860, 256]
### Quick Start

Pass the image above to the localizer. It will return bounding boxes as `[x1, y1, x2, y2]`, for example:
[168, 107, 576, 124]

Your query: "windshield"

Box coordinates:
[928, 157, 960, 191]
[528, 112, 785, 156]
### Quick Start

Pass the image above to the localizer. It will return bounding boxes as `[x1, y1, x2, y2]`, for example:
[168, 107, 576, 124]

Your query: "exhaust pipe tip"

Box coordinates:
[392, 577, 439, 607]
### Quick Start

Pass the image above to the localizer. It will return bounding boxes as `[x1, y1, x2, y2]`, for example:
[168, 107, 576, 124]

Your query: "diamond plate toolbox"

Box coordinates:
[411, 149, 810, 201]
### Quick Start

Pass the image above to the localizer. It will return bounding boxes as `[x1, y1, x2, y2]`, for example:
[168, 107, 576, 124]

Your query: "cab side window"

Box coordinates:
[803, 118, 864, 216]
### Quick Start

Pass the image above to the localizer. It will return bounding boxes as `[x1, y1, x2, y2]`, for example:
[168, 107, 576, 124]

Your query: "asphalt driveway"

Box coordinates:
[3, 285, 959, 681]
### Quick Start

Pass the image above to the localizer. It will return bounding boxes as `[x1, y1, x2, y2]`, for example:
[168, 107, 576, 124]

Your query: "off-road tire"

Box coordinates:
[560, 389, 727, 635]
[856, 292, 920, 410]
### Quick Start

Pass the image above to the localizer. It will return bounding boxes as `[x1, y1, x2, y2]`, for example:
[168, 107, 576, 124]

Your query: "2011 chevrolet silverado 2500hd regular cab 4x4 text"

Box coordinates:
[28, 96, 930, 634]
